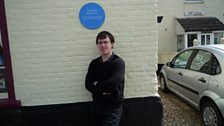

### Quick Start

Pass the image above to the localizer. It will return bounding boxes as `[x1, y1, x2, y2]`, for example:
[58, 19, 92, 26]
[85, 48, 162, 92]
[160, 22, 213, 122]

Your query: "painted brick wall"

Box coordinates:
[5, 0, 158, 106]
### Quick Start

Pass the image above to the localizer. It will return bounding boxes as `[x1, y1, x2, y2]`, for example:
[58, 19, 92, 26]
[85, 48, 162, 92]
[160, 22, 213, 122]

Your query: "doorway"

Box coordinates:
[187, 34, 197, 47]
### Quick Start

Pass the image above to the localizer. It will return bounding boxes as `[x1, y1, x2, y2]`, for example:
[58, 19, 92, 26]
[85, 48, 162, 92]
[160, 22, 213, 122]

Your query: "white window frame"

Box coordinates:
[184, 0, 204, 3]
[200, 33, 214, 45]
[213, 31, 224, 44]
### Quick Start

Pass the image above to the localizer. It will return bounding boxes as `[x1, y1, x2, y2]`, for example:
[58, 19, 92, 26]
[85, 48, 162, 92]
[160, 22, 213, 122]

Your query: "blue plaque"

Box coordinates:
[79, 3, 105, 30]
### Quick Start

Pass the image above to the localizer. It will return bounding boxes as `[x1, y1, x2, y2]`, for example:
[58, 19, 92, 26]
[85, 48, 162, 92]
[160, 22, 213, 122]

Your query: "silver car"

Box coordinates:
[159, 44, 224, 126]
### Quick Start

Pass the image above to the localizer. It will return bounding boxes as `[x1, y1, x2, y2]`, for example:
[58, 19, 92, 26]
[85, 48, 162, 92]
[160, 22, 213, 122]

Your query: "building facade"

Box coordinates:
[0, 0, 162, 125]
[157, 0, 224, 64]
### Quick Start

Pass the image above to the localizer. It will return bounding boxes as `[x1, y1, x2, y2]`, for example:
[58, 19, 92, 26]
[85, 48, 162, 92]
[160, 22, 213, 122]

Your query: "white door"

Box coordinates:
[166, 49, 194, 94]
[181, 50, 212, 106]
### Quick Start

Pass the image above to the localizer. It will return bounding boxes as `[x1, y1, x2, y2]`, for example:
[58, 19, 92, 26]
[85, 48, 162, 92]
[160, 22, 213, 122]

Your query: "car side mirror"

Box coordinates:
[166, 62, 173, 67]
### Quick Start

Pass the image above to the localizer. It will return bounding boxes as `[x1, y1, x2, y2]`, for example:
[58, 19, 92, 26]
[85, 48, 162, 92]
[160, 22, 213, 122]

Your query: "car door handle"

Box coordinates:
[178, 72, 183, 76]
[198, 78, 206, 83]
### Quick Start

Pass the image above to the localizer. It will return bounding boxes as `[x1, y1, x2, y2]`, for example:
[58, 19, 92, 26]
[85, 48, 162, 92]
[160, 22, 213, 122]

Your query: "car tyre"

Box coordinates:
[159, 74, 169, 93]
[201, 101, 224, 126]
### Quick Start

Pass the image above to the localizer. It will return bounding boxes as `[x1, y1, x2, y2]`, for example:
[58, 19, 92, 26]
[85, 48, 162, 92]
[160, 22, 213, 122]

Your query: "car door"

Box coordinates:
[181, 49, 212, 106]
[166, 49, 194, 93]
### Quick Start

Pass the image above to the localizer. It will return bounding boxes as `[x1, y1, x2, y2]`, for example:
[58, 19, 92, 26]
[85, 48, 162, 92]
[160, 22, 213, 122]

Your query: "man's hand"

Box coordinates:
[93, 81, 98, 86]
[103, 92, 112, 95]
[93, 81, 111, 95]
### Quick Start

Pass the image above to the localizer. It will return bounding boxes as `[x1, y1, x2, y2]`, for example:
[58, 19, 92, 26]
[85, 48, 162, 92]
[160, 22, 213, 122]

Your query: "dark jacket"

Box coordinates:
[85, 53, 125, 107]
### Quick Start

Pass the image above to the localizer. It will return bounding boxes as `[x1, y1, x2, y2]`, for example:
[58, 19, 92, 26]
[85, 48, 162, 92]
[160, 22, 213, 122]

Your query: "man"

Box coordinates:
[85, 31, 125, 126]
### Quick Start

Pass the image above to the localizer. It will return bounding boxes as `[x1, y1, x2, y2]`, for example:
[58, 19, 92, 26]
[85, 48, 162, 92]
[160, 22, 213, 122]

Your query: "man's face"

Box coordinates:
[97, 36, 114, 55]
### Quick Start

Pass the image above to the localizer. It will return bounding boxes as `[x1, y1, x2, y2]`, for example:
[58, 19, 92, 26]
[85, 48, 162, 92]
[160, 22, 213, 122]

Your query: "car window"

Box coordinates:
[190, 50, 212, 74]
[173, 50, 193, 68]
[211, 56, 221, 75]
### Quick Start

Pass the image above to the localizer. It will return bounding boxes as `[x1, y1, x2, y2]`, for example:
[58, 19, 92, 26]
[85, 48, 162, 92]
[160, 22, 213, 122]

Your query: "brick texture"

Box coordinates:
[5, 0, 158, 106]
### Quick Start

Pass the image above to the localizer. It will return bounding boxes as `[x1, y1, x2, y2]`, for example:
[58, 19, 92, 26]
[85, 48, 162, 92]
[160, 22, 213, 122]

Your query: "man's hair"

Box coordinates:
[96, 31, 115, 44]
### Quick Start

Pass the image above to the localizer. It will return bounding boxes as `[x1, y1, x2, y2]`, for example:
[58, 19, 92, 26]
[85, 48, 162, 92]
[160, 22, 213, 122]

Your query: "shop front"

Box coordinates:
[0, 0, 162, 126]
[176, 17, 224, 51]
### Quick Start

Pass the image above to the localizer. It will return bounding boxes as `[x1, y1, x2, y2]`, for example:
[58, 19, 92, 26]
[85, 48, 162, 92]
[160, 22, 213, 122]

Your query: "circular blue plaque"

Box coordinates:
[79, 3, 105, 30]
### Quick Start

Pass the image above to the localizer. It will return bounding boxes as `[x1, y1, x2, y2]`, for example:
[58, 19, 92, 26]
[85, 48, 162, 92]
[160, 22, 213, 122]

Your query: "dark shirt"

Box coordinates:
[85, 53, 125, 107]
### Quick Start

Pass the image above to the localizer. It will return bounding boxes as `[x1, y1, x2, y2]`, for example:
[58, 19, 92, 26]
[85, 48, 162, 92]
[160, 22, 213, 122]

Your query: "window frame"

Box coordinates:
[184, 0, 204, 3]
[210, 55, 222, 75]
[214, 32, 224, 44]
[171, 49, 195, 69]
[189, 50, 212, 74]
[0, 0, 21, 108]
[186, 49, 222, 75]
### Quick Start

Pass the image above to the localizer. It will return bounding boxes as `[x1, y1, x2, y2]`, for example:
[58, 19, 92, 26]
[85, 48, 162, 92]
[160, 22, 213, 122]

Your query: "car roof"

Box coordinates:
[187, 44, 224, 53]
[184, 44, 224, 61]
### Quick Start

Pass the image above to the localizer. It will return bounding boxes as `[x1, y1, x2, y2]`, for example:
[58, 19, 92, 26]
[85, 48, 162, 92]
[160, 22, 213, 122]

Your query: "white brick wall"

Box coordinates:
[5, 0, 158, 106]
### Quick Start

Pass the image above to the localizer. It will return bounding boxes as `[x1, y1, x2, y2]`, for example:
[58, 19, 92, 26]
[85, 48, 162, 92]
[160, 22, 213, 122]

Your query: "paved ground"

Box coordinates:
[159, 89, 204, 126]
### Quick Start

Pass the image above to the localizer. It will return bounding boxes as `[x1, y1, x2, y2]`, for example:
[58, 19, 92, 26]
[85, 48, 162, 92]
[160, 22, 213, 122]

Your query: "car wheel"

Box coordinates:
[159, 74, 169, 93]
[202, 101, 224, 126]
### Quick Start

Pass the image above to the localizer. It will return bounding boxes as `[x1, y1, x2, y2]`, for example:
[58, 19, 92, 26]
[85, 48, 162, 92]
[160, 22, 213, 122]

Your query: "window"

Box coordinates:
[201, 34, 212, 45]
[173, 50, 193, 68]
[214, 32, 224, 44]
[185, 0, 204, 3]
[190, 50, 212, 74]
[211, 57, 221, 75]
[0, 32, 7, 95]
[179, 32, 223, 51]
[177, 35, 185, 52]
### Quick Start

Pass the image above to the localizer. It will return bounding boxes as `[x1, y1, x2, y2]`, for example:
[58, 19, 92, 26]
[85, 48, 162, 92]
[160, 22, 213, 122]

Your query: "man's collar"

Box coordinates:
[99, 52, 115, 63]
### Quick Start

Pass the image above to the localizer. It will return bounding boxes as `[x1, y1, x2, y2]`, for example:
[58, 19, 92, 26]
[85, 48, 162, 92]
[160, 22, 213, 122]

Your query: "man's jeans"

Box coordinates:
[93, 104, 122, 126]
